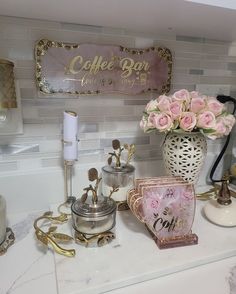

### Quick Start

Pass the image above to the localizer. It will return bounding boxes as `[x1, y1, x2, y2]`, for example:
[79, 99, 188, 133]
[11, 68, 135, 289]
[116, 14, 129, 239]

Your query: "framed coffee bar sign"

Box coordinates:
[35, 39, 172, 95]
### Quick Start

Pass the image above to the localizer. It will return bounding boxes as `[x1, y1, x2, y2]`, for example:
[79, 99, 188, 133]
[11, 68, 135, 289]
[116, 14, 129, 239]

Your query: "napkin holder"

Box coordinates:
[128, 176, 198, 249]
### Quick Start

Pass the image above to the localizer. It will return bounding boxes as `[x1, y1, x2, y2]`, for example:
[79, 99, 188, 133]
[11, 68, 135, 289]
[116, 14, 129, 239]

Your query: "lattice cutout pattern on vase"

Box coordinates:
[162, 132, 207, 183]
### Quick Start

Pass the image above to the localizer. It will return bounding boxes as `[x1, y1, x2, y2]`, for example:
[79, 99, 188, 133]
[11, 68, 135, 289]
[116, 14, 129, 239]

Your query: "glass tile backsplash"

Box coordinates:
[0, 15, 235, 179]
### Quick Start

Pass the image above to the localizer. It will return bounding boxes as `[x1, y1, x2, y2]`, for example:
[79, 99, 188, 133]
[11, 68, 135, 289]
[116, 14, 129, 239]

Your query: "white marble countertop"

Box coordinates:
[1, 200, 236, 294]
[0, 210, 57, 294]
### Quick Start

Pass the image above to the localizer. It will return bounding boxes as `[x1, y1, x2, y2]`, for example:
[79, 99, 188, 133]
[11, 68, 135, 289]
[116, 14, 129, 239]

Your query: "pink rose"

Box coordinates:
[190, 91, 201, 98]
[172, 89, 190, 101]
[145, 99, 158, 113]
[156, 95, 170, 112]
[145, 196, 159, 209]
[147, 113, 157, 128]
[149, 112, 173, 132]
[197, 111, 216, 129]
[140, 116, 156, 132]
[223, 114, 236, 135]
[169, 101, 182, 119]
[180, 112, 197, 131]
[172, 89, 191, 111]
[157, 94, 170, 102]
[206, 118, 227, 140]
[190, 97, 206, 113]
[207, 98, 224, 116]
[223, 114, 235, 128]
[172, 89, 190, 105]
[206, 115, 235, 139]
[216, 119, 227, 135]
[183, 191, 194, 200]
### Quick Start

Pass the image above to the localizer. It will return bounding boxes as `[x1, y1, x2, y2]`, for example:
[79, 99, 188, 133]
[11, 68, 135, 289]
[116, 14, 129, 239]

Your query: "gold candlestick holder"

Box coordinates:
[58, 136, 79, 214]
[57, 160, 76, 215]
[64, 159, 76, 204]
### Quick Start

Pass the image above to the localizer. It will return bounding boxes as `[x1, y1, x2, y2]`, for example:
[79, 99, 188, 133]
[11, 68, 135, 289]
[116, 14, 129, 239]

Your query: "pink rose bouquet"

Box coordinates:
[140, 89, 235, 139]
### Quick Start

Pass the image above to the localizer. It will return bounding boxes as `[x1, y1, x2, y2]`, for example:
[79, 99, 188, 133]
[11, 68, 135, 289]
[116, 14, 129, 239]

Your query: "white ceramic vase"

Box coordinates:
[162, 131, 207, 184]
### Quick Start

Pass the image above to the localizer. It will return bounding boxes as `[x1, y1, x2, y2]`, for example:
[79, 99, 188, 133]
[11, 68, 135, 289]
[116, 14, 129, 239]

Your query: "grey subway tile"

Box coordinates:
[227, 63, 236, 71]
[189, 69, 204, 75]
[100, 136, 150, 148]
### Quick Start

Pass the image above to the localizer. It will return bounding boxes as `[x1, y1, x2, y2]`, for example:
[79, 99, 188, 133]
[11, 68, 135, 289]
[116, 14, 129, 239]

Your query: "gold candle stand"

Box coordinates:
[64, 159, 76, 204]
[74, 230, 115, 247]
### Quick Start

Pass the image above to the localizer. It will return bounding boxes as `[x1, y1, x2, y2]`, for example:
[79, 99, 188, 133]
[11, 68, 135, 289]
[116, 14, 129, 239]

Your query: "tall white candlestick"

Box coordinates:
[63, 110, 79, 161]
[0, 195, 6, 244]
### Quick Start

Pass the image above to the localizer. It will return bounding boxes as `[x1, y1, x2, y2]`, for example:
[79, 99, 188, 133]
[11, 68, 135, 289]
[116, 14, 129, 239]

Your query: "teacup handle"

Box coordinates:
[132, 197, 146, 223]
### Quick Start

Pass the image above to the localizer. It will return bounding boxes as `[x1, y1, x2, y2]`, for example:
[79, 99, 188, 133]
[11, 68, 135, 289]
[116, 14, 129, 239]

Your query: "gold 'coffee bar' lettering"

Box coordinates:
[35, 39, 172, 95]
[68, 55, 114, 75]
[67, 55, 150, 78]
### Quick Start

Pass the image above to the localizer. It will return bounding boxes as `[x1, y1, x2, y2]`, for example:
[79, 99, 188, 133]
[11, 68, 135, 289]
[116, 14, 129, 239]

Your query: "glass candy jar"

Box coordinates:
[102, 164, 135, 210]
[71, 192, 117, 247]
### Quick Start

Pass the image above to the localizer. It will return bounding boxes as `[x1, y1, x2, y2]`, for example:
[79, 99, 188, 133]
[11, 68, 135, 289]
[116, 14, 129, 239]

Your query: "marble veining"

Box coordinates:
[11, 212, 41, 243]
[0, 211, 57, 294]
[5, 255, 48, 294]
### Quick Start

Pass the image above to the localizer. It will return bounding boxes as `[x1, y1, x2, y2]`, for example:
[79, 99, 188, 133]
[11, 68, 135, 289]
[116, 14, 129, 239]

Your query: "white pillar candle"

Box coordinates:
[63, 111, 79, 161]
[0, 195, 6, 245]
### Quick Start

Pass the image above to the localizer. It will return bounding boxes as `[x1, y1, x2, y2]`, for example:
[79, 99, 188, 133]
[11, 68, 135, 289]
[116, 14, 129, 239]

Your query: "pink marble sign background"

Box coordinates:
[141, 184, 195, 239]
[39, 43, 171, 95]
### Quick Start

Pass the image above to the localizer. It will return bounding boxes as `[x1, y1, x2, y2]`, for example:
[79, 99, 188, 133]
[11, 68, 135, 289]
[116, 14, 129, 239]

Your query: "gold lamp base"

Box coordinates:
[204, 199, 236, 227]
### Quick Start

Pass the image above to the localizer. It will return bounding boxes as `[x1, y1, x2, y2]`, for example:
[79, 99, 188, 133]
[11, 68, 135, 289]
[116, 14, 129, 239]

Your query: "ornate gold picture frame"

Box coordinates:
[35, 39, 172, 96]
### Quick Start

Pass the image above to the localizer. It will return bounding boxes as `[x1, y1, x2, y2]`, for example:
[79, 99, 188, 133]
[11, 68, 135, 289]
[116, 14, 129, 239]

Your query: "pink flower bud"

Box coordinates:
[180, 112, 197, 131]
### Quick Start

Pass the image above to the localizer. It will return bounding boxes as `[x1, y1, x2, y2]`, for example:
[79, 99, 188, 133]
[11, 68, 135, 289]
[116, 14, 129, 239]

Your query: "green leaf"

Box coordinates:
[172, 129, 187, 133]
[201, 128, 216, 134]
[220, 111, 228, 116]
[144, 128, 155, 133]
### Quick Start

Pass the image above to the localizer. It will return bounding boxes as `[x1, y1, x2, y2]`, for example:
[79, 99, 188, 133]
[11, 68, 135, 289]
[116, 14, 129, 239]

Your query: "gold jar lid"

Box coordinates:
[0, 59, 14, 66]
